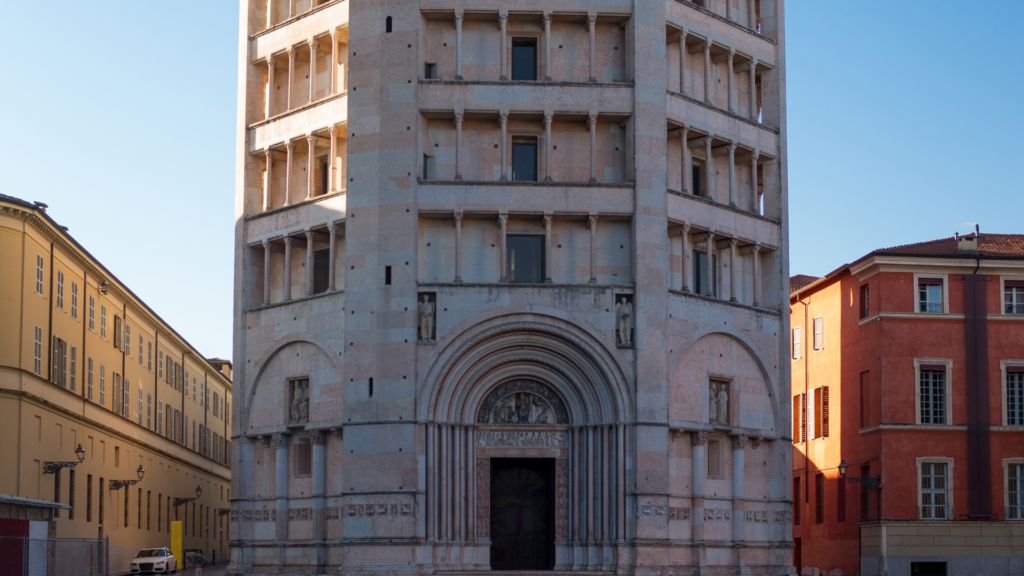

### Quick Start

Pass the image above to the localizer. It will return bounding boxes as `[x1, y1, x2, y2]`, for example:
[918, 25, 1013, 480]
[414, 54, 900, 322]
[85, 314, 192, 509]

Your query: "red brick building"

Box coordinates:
[790, 232, 1024, 576]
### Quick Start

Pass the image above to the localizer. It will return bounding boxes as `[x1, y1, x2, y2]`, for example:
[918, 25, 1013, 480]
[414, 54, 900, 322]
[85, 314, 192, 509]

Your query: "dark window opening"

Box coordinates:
[793, 477, 801, 525]
[385, 265, 392, 285]
[369, 377, 374, 397]
[423, 154, 436, 180]
[691, 164, 702, 196]
[425, 63, 437, 79]
[860, 284, 870, 319]
[911, 562, 947, 576]
[294, 442, 311, 476]
[313, 249, 330, 294]
[860, 465, 871, 520]
[814, 473, 824, 524]
[320, 161, 328, 196]
[507, 235, 544, 283]
[693, 249, 717, 297]
[511, 39, 537, 80]
[385, 16, 393, 33]
[512, 140, 538, 182]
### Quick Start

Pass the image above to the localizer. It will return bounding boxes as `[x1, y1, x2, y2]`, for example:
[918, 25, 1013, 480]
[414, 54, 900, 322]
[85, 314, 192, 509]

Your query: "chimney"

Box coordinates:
[958, 231, 978, 254]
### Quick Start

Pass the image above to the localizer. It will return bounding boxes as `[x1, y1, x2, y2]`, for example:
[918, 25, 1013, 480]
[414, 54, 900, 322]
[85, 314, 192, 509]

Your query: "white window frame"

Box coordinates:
[99, 365, 106, 406]
[158, 400, 164, 435]
[916, 457, 954, 520]
[70, 346, 77, 392]
[56, 270, 64, 310]
[88, 295, 95, 331]
[913, 273, 948, 314]
[71, 282, 78, 319]
[87, 358, 94, 400]
[914, 358, 953, 425]
[147, 394, 152, 429]
[1001, 276, 1024, 315]
[1004, 458, 1024, 521]
[138, 335, 143, 365]
[100, 306, 107, 339]
[147, 342, 152, 371]
[1001, 360, 1024, 426]
[33, 326, 42, 375]
[125, 324, 131, 358]
[35, 255, 44, 295]
[813, 316, 824, 351]
[137, 387, 143, 425]
[184, 416, 189, 447]
[792, 326, 802, 360]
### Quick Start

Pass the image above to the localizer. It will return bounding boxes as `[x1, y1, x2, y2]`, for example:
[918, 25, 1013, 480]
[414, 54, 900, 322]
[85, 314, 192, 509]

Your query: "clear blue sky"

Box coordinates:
[1, 2, 1020, 359]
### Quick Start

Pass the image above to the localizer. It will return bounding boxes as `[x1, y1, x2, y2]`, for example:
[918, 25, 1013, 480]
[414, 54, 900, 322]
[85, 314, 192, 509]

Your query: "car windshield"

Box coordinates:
[135, 549, 164, 558]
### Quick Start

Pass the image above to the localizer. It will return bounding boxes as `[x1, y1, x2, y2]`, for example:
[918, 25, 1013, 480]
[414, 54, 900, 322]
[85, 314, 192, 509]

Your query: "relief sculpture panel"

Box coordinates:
[477, 380, 569, 425]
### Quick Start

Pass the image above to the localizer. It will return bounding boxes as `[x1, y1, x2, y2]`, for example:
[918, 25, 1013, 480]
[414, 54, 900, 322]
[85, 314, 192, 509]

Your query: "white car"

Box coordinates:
[130, 548, 177, 574]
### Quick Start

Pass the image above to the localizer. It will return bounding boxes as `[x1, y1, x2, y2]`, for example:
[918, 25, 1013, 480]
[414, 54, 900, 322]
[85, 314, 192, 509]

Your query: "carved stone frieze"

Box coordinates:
[476, 430, 568, 447]
[289, 508, 312, 521]
[638, 504, 668, 519]
[477, 380, 569, 425]
[703, 508, 732, 521]
[555, 458, 569, 538]
[744, 510, 768, 523]
[270, 433, 289, 448]
[668, 506, 691, 520]
[691, 430, 709, 446]
[345, 503, 412, 517]
[324, 507, 340, 520]
[309, 429, 326, 445]
[253, 509, 275, 522]
[772, 510, 792, 524]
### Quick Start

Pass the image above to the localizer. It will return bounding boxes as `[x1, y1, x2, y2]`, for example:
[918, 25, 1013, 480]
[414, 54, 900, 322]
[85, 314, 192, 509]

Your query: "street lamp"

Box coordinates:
[42, 444, 86, 475]
[839, 459, 882, 520]
[174, 485, 203, 508]
[109, 465, 146, 491]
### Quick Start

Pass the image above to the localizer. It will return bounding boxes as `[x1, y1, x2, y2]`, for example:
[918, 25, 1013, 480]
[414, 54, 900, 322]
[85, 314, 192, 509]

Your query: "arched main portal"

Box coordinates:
[420, 313, 632, 572]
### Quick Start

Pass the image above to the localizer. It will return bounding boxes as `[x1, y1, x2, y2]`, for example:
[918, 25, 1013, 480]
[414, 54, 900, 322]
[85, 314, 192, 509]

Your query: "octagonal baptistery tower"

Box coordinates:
[231, 0, 792, 573]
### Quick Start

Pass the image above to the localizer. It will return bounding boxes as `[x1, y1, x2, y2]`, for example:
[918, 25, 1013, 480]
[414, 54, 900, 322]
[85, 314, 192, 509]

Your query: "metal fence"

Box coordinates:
[0, 536, 109, 576]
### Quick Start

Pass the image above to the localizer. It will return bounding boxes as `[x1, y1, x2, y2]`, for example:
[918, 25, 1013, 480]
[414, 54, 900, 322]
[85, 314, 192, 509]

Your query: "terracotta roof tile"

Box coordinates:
[789, 275, 819, 293]
[871, 233, 1024, 258]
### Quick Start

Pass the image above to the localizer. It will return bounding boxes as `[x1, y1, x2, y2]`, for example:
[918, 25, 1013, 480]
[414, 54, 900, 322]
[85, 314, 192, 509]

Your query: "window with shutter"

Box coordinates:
[793, 396, 801, 442]
[800, 393, 807, 442]
[808, 388, 817, 439]
[793, 327, 802, 359]
[813, 317, 824, 350]
[822, 386, 829, 437]
[113, 316, 121, 349]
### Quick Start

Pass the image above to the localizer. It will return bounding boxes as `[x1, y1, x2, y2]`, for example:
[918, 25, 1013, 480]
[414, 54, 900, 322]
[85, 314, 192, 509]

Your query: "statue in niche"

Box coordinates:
[710, 381, 729, 425]
[418, 294, 435, 342]
[616, 296, 634, 347]
[477, 380, 569, 425]
[290, 379, 309, 424]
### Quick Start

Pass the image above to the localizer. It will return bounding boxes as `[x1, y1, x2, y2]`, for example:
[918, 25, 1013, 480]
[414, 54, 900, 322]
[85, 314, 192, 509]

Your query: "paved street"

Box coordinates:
[175, 563, 228, 576]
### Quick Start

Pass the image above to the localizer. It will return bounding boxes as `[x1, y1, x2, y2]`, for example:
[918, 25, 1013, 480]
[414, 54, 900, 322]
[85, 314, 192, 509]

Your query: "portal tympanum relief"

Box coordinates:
[477, 380, 569, 425]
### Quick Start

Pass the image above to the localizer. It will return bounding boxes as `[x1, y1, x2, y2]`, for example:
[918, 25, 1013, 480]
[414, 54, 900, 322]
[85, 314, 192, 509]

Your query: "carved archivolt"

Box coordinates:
[477, 380, 569, 425]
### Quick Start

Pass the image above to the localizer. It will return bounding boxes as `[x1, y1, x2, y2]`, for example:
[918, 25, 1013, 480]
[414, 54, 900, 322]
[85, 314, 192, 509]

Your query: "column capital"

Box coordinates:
[750, 57, 759, 69]
[309, 430, 326, 445]
[308, 37, 317, 49]
[455, 9, 464, 21]
[752, 242, 762, 254]
[728, 141, 738, 152]
[328, 221, 337, 235]
[588, 13, 598, 25]
[271, 433, 290, 448]
[729, 237, 739, 248]
[732, 435, 748, 450]
[750, 149, 760, 161]
[327, 124, 336, 136]
[543, 12, 552, 23]
[588, 214, 598, 226]
[544, 112, 553, 124]
[728, 47, 736, 58]
[682, 222, 692, 233]
[705, 229, 715, 240]
[286, 140, 297, 152]
[499, 110, 509, 122]
[499, 12, 508, 22]
[261, 238, 271, 249]
[453, 209, 464, 223]
[454, 111, 464, 122]
[588, 112, 598, 125]
[305, 228, 315, 240]
[498, 213, 508, 224]
[283, 235, 294, 246]
[265, 148, 274, 158]
[676, 29, 687, 42]
[543, 213, 553, 224]
[306, 133, 316, 145]
[691, 430, 708, 446]
[703, 39, 713, 51]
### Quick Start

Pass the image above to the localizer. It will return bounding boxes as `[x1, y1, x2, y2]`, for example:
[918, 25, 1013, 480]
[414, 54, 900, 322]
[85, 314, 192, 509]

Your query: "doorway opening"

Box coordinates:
[490, 458, 555, 570]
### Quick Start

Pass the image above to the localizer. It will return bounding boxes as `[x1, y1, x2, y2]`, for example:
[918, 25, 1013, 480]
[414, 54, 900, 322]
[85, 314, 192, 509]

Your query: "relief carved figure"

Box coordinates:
[616, 297, 633, 346]
[710, 381, 729, 425]
[477, 380, 569, 425]
[418, 294, 435, 341]
[290, 380, 309, 424]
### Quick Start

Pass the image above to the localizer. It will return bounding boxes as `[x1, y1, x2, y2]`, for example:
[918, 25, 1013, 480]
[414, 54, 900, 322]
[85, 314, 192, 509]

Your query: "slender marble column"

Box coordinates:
[727, 49, 735, 113]
[705, 231, 715, 297]
[266, 59, 275, 118]
[748, 0, 757, 32]
[287, 0, 294, 19]
[282, 236, 293, 301]
[748, 59, 759, 120]
[440, 424, 449, 540]
[466, 425, 476, 542]
[680, 223, 691, 292]
[588, 15, 597, 82]
[308, 39, 317, 103]
[267, 0, 276, 27]
[306, 134, 316, 200]
[498, 214, 508, 282]
[499, 111, 508, 181]
[455, 12, 463, 80]
[725, 0, 733, 20]
[752, 244, 762, 307]
[454, 425, 463, 542]
[454, 211, 463, 282]
[286, 48, 295, 110]
[327, 222, 337, 291]
[544, 113, 553, 181]
[310, 430, 326, 540]
[588, 215, 598, 284]
[680, 125, 690, 193]
[588, 113, 598, 183]
[543, 214, 553, 282]
[572, 426, 582, 568]
[426, 423, 436, 539]
[305, 229, 315, 296]
[586, 426, 595, 546]
[616, 423, 625, 541]
[678, 31, 687, 95]
[454, 112, 463, 180]
[263, 150, 272, 211]
[499, 14, 508, 80]
[330, 30, 337, 95]
[729, 237, 739, 302]
[750, 150, 760, 213]
[704, 136, 714, 199]
[602, 425, 611, 547]
[727, 142, 737, 206]
[328, 126, 336, 193]
[284, 141, 295, 205]
[731, 436, 747, 543]
[262, 240, 271, 305]
[272, 433, 290, 545]
[702, 40, 712, 104]
[543, 13, 552, 80]
[690, 431, 707, 545]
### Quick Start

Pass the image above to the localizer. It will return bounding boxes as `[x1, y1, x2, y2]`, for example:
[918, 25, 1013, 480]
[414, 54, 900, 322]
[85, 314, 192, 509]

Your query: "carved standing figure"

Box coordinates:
[709, 383, 719, 424]
[298, 382, 309, 422]
[290, 384, 303, 423]
[418, 295, 435, 341]
[529, 395, 554, 424]
[716, 384, 729, 425]
[616, 297, 633, 346]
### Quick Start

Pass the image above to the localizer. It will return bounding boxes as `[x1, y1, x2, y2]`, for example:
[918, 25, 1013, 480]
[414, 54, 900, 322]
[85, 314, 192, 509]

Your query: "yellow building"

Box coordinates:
[0, 193, 232, 559]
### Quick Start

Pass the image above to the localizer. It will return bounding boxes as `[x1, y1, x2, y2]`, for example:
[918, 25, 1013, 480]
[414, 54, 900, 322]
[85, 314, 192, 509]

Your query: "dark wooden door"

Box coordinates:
[490, 458, 554, 570]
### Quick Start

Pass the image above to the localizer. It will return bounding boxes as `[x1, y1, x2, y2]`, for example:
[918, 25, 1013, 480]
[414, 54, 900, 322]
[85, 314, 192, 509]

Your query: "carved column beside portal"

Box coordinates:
[475, 458, 490, 539]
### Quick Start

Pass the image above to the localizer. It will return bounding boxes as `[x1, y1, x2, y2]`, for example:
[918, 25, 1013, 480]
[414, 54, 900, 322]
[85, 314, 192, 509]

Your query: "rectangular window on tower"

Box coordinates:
[423, 154, 436, 180]
[512, 138, 538, 182]
[918, 278, 944, 313]
[1006, 281, 1024, 314]
[424, 62, 437, 79]
[1006, 367, 1024, 426]
[692, 250, 718, 297]
[511, 38, 537, 80]
[506, 235, 544, 283]
[313, 250, 330, 294]
[320, 161, 329, 196]
[793, 477, 801, 525]
[919, 366, 947, 425]
[860, 284, 870, 319]
[691, 163, 702, 197]
[815, 473, 825, 523]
